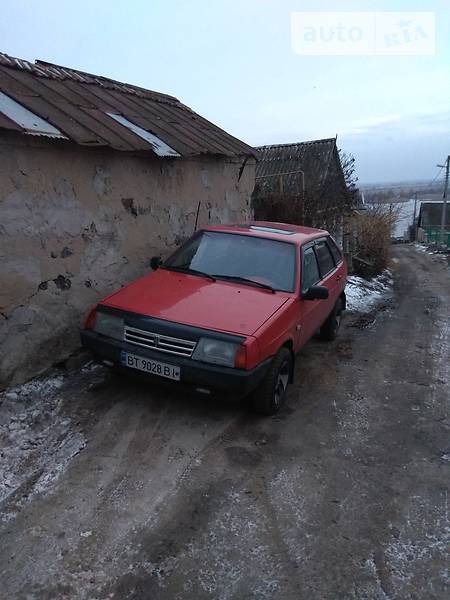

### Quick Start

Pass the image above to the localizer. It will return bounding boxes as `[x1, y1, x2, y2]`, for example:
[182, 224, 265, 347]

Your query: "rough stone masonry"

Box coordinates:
[0, 133, 255, 388]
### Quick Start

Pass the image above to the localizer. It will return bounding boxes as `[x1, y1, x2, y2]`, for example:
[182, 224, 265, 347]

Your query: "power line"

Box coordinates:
[429, 165, 444, 186]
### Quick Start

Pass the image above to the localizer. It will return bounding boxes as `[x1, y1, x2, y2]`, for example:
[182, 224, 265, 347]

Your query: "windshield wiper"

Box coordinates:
[212, 274, 275, 293]
[161, 265, 216, 281]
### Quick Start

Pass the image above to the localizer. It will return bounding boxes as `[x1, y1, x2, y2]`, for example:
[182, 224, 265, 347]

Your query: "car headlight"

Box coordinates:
[192, 338, 239, 367]
[94, 312, 124, 341]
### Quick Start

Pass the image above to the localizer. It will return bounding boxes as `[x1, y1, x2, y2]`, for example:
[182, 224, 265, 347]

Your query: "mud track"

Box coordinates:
[1, 245, 449, 600]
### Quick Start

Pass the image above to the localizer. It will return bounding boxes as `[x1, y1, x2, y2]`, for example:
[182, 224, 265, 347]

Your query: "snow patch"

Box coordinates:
[32, 431, 86, 495]
[8, 375, 64, 398]
[415, 243, 449, 259]
[345, 269, 393, 312]
[0, 372, 86, 520]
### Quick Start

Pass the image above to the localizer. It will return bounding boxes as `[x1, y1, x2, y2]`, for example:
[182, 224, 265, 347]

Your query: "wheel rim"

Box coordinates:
[274, 360, 290, 406]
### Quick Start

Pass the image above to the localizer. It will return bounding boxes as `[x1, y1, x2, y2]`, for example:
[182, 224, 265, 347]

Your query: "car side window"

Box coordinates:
[301, 247, 320, 293]
[315, 240, 335, 277]
[327, 237, 343, 266]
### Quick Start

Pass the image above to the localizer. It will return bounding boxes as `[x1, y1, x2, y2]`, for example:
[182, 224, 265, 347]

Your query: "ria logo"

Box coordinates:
[291, 12, 435, 56]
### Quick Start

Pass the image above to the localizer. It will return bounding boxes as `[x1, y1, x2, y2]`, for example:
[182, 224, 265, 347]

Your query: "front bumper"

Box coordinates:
[80, 329, 271, 397]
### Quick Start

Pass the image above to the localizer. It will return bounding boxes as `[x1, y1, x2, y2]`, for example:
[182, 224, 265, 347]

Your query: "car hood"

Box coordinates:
[101, 269, 290, 336]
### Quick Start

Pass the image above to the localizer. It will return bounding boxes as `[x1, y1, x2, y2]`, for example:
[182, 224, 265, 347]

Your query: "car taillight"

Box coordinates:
[84, 307, 97, 330]
[234, 345, 247, 369]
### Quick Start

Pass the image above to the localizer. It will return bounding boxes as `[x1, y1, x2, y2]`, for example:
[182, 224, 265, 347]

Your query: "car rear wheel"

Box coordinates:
[251, 348, 292, 415]
[320, 298, 343, 341]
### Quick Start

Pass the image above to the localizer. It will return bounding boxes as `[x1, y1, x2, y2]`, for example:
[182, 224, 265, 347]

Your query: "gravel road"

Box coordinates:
[0, 245, 449, 600]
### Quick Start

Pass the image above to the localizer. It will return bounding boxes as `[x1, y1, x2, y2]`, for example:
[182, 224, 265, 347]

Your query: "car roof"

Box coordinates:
[202, 221, 329, 244]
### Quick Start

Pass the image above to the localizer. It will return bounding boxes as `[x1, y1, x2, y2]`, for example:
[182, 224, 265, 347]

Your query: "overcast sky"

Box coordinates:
[1, 0, 449, 184]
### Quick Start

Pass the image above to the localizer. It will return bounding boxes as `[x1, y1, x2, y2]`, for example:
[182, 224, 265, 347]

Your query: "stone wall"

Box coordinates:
[0, 134, 255, 388]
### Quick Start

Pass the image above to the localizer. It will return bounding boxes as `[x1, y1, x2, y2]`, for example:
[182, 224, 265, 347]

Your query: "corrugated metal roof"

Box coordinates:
[106, 113, 180, 157]
[0, 91, 66, 138]
[254, 138, 338, 196]
[0, 52, 256, 158]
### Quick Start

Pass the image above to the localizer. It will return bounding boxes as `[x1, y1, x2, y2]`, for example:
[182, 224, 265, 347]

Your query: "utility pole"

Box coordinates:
[412, 191, 418, 241]
[437, 155, 449, 246]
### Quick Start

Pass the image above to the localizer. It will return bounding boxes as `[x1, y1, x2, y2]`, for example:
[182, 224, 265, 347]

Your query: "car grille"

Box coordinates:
[124, 326, 196, 358]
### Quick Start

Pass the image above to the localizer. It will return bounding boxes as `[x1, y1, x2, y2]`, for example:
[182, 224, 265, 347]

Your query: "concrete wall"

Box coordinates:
[0, 134, 255, 388]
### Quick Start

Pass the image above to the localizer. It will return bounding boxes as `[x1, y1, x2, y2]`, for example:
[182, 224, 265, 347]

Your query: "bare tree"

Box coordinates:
[339, 150, 359, 207]
[352, 203, 401, 276]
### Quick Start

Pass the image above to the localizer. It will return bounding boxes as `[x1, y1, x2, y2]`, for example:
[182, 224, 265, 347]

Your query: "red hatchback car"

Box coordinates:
[81, 222, 347, 414]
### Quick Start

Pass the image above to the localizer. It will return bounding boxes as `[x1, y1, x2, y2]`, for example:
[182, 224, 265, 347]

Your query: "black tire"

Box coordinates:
[251, 348, 292, 416]
[320, 298, 343, 341]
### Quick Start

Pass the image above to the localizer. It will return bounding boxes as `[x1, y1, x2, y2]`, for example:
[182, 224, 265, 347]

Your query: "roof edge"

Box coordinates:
[34, 59, 180, 104]
[0, 52, 181, 105]
[255, 138, 337, 151]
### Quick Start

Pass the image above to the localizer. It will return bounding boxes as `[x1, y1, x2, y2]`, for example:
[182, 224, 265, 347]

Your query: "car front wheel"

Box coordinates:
[251, 347, 292, 415]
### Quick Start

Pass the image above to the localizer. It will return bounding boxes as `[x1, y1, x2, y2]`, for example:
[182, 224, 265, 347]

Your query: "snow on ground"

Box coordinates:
[0, 372, 86, 521]
[415, 243, 449, 259]
[346, 269, 393, 313]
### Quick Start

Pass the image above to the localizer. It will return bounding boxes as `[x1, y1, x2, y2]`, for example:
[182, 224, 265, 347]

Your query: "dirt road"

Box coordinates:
[1, 245, 449, 600]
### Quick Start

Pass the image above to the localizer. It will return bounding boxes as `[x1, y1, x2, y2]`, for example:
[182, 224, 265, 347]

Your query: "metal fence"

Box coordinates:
[423, 228, 450, 248]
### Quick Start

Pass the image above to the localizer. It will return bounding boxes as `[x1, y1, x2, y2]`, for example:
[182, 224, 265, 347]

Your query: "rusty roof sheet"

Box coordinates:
[254, 138, 339, 197]
[0, 52, 256, 158]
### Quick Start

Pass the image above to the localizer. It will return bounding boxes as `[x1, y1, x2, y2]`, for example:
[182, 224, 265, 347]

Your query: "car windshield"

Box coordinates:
[164, 231, 297, 292]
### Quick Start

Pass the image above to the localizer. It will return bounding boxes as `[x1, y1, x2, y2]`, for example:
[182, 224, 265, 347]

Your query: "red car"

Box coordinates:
[81, 222, 347, 414]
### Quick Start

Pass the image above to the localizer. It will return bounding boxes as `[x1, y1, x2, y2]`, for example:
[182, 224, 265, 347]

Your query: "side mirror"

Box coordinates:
[150, 256, 162, 270]
[303, 285, 329, 301]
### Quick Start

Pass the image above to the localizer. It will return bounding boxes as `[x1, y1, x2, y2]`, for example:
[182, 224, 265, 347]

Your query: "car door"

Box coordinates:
[326, 235, 347, 291]
[313, 238, 340, 323]
[297, 243, 323, 346]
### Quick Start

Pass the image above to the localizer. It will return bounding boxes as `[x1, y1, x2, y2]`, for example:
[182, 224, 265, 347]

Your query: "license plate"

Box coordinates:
[121, 352, 180, 381]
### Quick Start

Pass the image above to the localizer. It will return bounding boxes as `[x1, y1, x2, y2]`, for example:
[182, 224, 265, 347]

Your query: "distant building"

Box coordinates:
[418, 202, 450, 229]
[251, 138, 352, 244]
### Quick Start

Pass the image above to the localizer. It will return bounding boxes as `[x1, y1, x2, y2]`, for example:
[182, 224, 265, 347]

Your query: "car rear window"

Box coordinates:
[315, 240, 335, 277]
